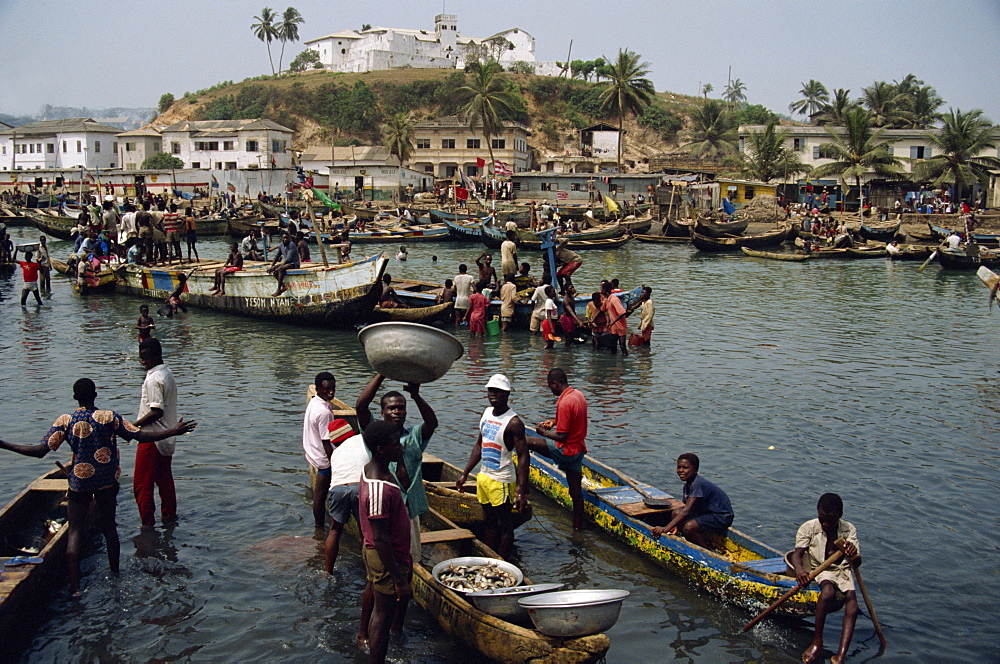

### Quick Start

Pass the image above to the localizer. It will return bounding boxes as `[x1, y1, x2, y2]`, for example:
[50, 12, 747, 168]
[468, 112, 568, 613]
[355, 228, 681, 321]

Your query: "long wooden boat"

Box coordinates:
[25, 210, 77, 241]
[845, 246, 888, 259]
[663, 217, 695, 238]
[621, 214, 653, 235]
[370, 302, 453, 324]
[691, 225, 795, 252]
[430, 208, 490, 224]
[888, 245, 934, 261]
[482, 220, 623, 250]
[421, 453, 532, 533]
[413, 508, 610, 663]
[693, 216, 750, 238]
[443, 217, 483, 240]
[806, 247, 850, 259]
[226, 214, 280, 238]
[114, 253, 389, 327]
[858, 221, 901, 242]
[975, 266, 1000, 305]
[50, 257, 117, 293]
[740, 247, 810, 262]
[633, 233, 690, 244]
[526, 452, 822, 617]
[928, 222, 1000, 246]
[936, 246, 1000, 270]
[349, 224, 450, 244]
[0, 205, 31, 226]
[0, 468, 77, 656]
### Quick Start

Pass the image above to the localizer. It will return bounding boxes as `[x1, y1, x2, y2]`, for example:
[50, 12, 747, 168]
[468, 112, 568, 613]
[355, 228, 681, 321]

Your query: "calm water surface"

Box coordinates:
[0, 227, 996, 662]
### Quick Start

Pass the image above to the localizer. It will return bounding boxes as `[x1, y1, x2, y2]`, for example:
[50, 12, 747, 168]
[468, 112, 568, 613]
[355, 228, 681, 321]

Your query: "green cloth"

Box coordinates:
[389, 424, 431, 518]
[312, 188, 340, 211]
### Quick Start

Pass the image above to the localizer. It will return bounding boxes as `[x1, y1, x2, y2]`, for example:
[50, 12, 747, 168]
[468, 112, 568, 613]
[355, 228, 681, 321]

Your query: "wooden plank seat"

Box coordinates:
[732, 557, 789, 575]
[420, 527, 475, 545]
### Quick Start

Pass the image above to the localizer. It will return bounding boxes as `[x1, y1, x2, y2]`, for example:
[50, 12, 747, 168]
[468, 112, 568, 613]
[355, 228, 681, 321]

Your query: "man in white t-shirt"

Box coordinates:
[453, 263, 475, 326]
[303, 372, 337, 529]
[323, 420, 369, 572]
[528, 275, 553, 334]
[133, 337, 179, 526]
[946, 231, 961, 250]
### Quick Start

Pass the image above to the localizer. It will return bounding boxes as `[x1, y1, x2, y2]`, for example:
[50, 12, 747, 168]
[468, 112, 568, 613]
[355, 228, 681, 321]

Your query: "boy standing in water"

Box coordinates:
[136, 305, 155, 340]
[791, 493, 861, 664]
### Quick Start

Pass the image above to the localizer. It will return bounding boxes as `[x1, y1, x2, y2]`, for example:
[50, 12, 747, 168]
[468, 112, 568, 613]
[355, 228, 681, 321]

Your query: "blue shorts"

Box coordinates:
[328, 482, 360, 525]
[545, 439, 585, 474]
[691, 512, 733, 534]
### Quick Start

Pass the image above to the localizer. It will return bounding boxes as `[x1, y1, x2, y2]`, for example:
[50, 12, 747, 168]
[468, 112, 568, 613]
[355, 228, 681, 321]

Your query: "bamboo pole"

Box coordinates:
[306, 196, 328, 267]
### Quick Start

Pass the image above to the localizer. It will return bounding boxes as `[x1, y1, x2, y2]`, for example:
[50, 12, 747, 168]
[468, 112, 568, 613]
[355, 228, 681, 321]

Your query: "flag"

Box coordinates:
[556, 190, 568, 200]
[476, 157, 486, 168]
[603, 195, 619, 213]
[493, 160, 511, 176]
[721, 197, 736, 215]
[312, 188, 341, 211]
[227, 183, 236, 193]
[211, 175, 220, 189]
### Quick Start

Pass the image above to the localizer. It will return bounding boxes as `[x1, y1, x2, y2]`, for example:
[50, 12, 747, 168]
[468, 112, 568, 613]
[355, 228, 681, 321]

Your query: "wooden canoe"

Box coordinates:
[413, 508, 610, 663]
[858, 221, 901, 242]
[936, 246, 1000, 270]
[976, 266, 1000, 305]
[370, 302, 453, 324]
[740, 247, 810, 262]
[633, 234, 690, 244]
[227, 214, 281, 238]
[0, 468, 76, 655]
[845, 247, 888, 259]
[691, 225, 795, 252]
[663, 218, 695, 238]
[526, 451, 822, 618]
[349, 224, 450, 244]
[481, 220, 623, 250]
[25, 211, 77, 241]
[422, 453, 532, 533]
[693, 216, 750, 238]
[806, 247, 850, 259]
[443, 217, 483, 240]
[50, 257, 118, 293]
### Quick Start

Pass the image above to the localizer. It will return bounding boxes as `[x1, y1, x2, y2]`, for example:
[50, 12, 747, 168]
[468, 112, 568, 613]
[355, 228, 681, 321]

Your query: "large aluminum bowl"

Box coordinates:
[518, 589, 630, 637]
[467, 583, 565, 623]
[358, 322, 464, 384]
[431, 556, 523, 595]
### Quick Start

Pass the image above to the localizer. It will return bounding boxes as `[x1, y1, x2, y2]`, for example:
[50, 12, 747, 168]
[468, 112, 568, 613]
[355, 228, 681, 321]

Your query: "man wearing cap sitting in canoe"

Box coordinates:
[455, 374, 530, 557]
[323, 418, 369, 573]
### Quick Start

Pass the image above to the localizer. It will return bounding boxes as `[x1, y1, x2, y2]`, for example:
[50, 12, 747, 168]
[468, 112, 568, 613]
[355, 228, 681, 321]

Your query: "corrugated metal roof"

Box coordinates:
[0, 117, 122, 136]
[160, 119, 293, 133]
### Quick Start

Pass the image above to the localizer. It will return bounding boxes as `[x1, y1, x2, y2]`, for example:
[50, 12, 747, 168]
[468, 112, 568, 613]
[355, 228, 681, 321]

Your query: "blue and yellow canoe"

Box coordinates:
[526, 451, 822, 617]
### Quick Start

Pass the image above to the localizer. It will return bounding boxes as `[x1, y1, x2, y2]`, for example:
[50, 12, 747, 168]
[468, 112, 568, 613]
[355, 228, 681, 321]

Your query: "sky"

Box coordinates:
[2, 0, 998, 123]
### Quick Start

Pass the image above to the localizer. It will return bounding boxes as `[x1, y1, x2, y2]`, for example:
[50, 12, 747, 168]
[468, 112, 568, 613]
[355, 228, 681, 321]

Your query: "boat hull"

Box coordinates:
[692, 225, 795, 252]
[936, 246, 1000, 270]
[741, 247, 809, 262]
[421, 454, 532, 532]
[858, 222, 901, 242]
[693, 217, 750, 238]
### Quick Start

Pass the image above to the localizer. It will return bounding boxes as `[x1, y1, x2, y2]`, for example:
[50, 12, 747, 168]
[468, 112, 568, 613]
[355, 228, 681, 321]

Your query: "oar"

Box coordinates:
[835, 540, 887, 648]
[742, 539, 846, 633]
[917, 240, 946, 273]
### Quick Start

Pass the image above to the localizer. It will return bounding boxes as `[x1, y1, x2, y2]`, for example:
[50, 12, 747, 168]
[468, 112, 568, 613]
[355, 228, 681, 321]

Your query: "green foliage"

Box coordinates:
[684, 99, 738, 158]
[158, 93, 175, 114]
[382, 113, 415, 164]
[141, 153, 184, 169]
[789, 79, 829, 117]
[913, 108, 1000, 198]
[638, 104, 683, 138]
[726, 121, 809, 182]
[506, 61, 535, 75]
[197, 95, 236, 120]
[599, 49, 655, 166]
[288, 48, 321, 72]
[735, 104, 779, 125]
[251, 7, 279, 75]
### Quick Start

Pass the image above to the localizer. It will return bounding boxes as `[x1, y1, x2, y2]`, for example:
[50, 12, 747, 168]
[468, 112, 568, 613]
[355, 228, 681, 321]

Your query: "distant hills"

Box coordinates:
[0, 105, 156, 130]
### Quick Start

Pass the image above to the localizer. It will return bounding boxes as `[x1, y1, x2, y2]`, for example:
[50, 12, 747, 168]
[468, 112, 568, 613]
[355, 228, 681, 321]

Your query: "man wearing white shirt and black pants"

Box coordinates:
[134, 338, 180, 526]
[303, 372, 337, 529]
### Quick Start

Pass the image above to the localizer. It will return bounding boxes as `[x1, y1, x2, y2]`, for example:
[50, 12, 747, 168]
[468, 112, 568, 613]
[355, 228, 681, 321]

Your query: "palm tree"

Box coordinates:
[816, 88, 855, 126]
[276, 6, 305, 74]
[701, 83, 713, 98]
[251, 7, 279, 75]
[901, 85, 944, 129]
[684, 99, 738, 158]
[811, 107, 904, 212]
[789, 80, 829, 119]
[598, 49, 655, 170]
[861, 81, 908, 128]
[913, 108, 1000, 204]
[382, 113, 415, 166]
[727, 120, 809, 183]
[723, 78, 747, 107]
[459, 61, 519, 176]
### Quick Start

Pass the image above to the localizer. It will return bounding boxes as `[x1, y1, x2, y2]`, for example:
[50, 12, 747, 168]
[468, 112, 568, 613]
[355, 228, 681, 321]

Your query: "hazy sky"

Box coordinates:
[2, 0, 998, 122]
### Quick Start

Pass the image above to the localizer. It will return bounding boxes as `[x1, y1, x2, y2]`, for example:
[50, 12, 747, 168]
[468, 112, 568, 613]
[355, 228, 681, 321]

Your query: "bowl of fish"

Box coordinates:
[431, 556, 523, 594]
[358, 322, 464, 384]
[518, 589, 630, 637]
[466, 583, 565, 623]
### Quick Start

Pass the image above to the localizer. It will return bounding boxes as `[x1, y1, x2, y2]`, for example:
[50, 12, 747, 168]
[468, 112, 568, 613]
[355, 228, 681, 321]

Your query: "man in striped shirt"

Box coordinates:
[162, 203, 183, 265]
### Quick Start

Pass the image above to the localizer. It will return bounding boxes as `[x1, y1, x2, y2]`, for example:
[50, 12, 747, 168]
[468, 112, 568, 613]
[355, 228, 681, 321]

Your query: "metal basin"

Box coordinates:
[518, 589, 630, 637]
[467, 583, 565, 623]
[358, 322, 463, 384]
[430, 556, 522, 595]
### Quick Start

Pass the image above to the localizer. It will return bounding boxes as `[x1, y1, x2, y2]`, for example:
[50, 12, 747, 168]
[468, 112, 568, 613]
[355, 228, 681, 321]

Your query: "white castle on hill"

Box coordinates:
[304, 13, 561, 75]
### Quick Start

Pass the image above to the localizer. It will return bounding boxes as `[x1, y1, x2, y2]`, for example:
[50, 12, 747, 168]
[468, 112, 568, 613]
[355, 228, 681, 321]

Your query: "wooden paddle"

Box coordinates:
[742, 539, 846, 632]
[835, 540, 887, 648]
[917, 240, 947, 273]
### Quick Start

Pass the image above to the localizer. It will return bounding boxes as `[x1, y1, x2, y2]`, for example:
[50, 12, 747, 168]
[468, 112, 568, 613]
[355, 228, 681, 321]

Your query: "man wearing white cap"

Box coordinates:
[455, 374, 529, 557]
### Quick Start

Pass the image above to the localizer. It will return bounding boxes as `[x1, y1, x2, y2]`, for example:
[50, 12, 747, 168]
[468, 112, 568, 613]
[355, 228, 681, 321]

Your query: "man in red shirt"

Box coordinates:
[601, 280, 629, 356]
[527, 368, 588, 530]
[15, 246, 42, 306]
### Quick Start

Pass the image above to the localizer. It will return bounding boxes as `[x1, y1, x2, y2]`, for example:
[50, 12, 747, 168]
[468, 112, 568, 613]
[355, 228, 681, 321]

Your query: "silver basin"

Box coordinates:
[518, 589, 630, 637]
[467, 583, 565, 623]
[358, 322, 463, 384]
[430, 556, 522, 594]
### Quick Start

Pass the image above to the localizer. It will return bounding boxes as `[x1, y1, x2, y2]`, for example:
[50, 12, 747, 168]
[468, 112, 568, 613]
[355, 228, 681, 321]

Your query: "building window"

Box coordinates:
[113, 142, 117, 154]
[441, 139, 455, 149]
[110, 163, 115, 168]
[194, 141, 220, 151]
[226, 162, 237, 170]
[491, 139, 506, 149]
[813, 146, 835, 159]
[191, 162, 200, 168]
[95, 141, 101, 153]
[745, 186, 755, 200]
[1, 146, 4, 155]
[416, 139, 430, 149]
[466, 165, 478, 176]
[62, 141, 67, 153]
[608, 183, 618, 194]
[445, 165, 457, 177]
[36, 143, 41, 153]
[125, 142, 135, 151]
[792, 138, 804, 152]
[224, 140, 234, 150]
[271, 139, 284, 153]
[467, 138, 480, 149]
[28, 144, 34, 154]
[910, 146, 926, 159]
[571, 183, 581, 191]
[540, 183, 552, 191]
[47, 143, 54, 154]
[155, 141, 162, 152]
[885, 145, 893, 156]
[246, 140, 259, 152]
[171, 142, 181, 154]
[739, 137, 746, 152]
[215, 162, 222, 169]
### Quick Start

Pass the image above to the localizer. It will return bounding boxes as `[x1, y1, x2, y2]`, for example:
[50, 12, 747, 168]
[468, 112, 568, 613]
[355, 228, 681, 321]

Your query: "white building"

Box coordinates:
[157, 119, 294, 171]
[0, 118, 122, 171]
[305, 14, 556, 74]
[299, 145, 434, 200]
[117, 126, 165, 171]
[411, 115, 531, 178]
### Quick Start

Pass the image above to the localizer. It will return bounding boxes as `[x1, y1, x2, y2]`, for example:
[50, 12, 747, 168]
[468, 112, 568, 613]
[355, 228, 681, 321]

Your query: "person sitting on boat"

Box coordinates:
[651, 453, 734, 549]
[554, 240, 582, 294]
[790, 493, 861, 664]
[514, 262, 537, 293]
[208, 243, 244, 296]
[164, 274, 189, 318]
[378, 274, 407, 309]
[886, 240, 902, 256]
[295, 232, 311, 264]
[455, 374, 530, 558]
[0, 378, 196, 596]
[267, 232, 300, 297]
[946, 231, 962, 250]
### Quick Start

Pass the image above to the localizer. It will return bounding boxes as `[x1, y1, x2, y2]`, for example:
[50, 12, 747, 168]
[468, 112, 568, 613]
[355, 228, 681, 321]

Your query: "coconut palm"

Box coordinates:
[459, 61, 519, 176]
[811, 107, 904, 211]
[723, 78, 747, 107]
[816, 88, 856, 126]
[382, 113, 415, 166]
[901, 85, 944, 129]
[789, 80, 829, 119]
[861, 81, 908, 128]
[251, 7, 279, 75]
[702, 83, 713, 98]
[598, 49, 655, 170]
[913, 108, 1000, 203]
[727, 120, 810, 183]
[684, 99, 738, 158]
[276, 6, 305, 74]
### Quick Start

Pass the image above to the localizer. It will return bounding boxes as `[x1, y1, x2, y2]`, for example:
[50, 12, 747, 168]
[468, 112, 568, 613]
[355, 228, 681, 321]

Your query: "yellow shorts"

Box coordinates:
[476, 472, 515, 507]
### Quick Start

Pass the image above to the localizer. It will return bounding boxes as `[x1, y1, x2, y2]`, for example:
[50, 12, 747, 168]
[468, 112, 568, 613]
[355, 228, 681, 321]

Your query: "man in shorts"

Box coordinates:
[651, 453, 734, 548]
[323, 418, 369, 572]
[455, 374, 529, 557]
[498, 274, 519, 332]
[527, 368, 588, 530]
[15, 246, 42, 306]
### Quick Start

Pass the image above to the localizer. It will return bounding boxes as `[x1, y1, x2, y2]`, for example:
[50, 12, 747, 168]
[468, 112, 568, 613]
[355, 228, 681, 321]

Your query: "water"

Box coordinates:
[1, 226, 997, 661]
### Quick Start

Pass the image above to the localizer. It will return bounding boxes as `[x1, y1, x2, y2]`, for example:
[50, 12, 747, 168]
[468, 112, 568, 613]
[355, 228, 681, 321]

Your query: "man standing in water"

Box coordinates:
[455, 374, 530, 557]
[527, 368, 588, 531]
[133, 338, 181, 526]
[303, 372, 337, 530]
[0, 378, 197, 594]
